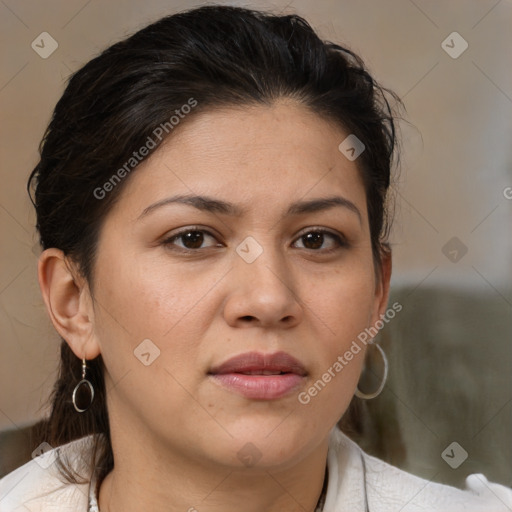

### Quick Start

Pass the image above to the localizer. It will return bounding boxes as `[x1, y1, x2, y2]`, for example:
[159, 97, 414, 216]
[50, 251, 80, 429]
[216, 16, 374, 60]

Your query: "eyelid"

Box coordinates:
[294, 226, 346, 240]
[163, 225, 218, 239]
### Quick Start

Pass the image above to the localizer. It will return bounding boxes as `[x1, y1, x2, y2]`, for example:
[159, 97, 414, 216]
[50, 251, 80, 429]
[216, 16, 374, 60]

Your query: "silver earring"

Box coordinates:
[355, 343, 388, 400]
[72, 357, 95, 412]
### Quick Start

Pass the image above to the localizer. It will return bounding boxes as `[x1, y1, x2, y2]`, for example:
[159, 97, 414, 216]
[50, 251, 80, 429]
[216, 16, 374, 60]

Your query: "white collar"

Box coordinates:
[323, 425, 368, 511]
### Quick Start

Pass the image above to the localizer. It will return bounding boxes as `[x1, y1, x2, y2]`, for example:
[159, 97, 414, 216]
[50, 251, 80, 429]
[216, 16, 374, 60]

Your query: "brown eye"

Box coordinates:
[302, 232, 324, 250]
[180, 230, 205, 249]
[293, 229, 347, 252]
[163, 229, 221, 251]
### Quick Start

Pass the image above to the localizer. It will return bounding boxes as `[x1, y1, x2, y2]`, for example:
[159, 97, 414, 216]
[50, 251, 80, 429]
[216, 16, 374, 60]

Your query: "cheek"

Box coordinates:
[296, 263, 375, 413]
[91, 258, 212, 422]
[95, 247, 187, 329]
[311, 263, 375, 342]
[91, 252, 222, 373]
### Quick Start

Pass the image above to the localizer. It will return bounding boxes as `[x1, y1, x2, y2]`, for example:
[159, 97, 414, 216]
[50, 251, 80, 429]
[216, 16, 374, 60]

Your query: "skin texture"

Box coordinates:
[38, 100, 391, 512]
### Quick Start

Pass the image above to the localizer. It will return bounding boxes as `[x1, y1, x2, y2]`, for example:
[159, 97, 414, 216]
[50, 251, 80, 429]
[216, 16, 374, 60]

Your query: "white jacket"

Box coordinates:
[0, 427, 511, 511]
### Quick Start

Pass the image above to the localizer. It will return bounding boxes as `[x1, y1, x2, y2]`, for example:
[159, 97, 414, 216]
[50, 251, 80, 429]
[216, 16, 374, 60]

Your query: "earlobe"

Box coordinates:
[38, 248, 101, 360]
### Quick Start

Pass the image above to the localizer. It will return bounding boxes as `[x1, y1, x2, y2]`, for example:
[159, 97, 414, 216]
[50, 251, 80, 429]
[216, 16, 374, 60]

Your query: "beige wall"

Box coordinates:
[1, 0, 511, 482]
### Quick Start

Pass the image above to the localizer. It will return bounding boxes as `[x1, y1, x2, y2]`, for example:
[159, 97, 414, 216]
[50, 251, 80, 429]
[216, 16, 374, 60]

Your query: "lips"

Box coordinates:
[208, 351, 307, 400]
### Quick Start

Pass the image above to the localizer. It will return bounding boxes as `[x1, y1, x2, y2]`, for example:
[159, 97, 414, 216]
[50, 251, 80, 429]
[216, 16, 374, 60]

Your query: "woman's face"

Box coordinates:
[86, 100, 390, 470]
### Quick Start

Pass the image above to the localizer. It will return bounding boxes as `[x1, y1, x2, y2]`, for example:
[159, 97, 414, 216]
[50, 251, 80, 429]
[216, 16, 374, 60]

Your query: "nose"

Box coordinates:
[222, 242, 303, 329]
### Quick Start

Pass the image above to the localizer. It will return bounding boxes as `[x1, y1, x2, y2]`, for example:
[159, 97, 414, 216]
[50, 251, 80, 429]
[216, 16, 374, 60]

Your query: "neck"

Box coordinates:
[98, 428, 330, 512]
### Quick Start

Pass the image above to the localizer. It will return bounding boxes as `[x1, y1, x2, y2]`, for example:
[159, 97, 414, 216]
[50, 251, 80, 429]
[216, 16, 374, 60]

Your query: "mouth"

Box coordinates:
[208, 351, 307, 400]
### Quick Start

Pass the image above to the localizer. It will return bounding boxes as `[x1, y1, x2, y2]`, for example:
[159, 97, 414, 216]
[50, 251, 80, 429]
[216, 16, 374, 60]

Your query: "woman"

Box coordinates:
[0, 5, 510, 511]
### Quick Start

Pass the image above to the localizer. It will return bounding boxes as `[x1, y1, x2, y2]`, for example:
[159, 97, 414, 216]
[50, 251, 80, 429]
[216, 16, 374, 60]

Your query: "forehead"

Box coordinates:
[109, 101, 368, 222]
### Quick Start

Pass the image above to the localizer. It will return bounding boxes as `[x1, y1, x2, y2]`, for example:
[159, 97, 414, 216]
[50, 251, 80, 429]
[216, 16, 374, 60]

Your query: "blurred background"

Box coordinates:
[1, 0, 511, 489]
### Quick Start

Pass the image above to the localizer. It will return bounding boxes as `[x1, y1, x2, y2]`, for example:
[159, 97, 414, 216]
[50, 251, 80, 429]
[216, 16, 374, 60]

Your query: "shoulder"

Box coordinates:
[326, 427, 512, 511]
[0, 435, 95, 512]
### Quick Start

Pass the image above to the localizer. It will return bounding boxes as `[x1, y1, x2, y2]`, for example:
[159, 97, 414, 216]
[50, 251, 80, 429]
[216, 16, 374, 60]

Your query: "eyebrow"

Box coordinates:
[138, 194, 362, 225]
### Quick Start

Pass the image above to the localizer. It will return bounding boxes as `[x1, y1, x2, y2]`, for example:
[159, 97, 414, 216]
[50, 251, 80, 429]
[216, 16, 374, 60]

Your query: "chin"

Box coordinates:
[210, 418, 321, 470]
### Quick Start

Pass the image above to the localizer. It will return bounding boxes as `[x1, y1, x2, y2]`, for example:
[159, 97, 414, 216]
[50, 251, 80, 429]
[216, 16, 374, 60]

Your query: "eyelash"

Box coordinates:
[161, 226, 349, 254]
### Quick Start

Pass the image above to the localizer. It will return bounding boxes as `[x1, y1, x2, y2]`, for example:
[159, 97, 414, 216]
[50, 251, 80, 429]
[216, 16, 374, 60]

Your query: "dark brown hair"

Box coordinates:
[28, 4, 402, 488]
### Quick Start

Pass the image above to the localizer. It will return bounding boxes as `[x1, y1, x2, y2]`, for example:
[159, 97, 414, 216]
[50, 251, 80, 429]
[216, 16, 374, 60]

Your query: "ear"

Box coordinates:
[369, 244, 392, 328]
[38, 248, 101, 360]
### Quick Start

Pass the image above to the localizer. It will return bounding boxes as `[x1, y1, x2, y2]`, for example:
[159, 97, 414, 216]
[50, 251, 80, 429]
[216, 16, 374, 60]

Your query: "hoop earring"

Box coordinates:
[355, 343, 388, 400]
[72, 357, 95, 412]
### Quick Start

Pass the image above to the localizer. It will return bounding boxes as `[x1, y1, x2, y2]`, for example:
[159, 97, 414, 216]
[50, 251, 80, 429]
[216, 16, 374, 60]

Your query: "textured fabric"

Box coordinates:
[324, 429, 512, 511]
[1, 427, 511, 511]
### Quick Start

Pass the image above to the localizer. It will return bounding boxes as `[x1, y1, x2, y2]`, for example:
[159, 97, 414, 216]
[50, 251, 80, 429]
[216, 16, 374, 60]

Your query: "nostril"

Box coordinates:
[241, 315, 254, 321]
